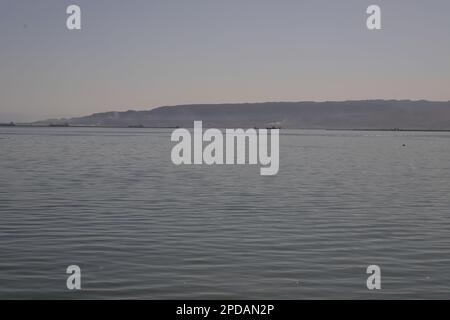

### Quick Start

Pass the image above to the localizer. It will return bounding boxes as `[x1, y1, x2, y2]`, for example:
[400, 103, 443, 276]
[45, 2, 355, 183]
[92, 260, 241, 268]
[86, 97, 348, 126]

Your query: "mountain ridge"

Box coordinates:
[33, 100, 450, 130]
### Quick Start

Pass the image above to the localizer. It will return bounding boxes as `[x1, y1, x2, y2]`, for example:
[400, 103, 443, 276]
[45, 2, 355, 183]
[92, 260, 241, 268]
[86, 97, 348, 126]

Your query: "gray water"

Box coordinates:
[0, 127, 449, 299]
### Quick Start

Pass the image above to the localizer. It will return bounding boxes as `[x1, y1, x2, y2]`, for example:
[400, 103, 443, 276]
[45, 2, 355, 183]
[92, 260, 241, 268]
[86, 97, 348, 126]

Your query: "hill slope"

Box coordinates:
[34, 100, 450, 130]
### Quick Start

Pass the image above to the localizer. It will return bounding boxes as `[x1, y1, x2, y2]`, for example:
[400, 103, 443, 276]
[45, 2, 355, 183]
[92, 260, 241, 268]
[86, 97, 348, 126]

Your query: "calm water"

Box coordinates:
[0, 127, 449, 299]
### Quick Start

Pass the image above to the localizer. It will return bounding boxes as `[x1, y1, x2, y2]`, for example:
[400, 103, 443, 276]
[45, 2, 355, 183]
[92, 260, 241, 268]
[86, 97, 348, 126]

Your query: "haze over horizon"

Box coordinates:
[1, 0, 450, 121]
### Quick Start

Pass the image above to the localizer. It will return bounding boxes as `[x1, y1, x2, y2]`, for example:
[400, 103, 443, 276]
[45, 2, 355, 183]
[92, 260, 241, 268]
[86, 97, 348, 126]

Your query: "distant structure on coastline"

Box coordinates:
[0, 122, 15, 127]
[49, 123, 70, 127]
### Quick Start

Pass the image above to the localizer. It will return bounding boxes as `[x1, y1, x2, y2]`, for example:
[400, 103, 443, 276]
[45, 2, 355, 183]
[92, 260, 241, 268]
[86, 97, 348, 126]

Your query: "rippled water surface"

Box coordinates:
[1, 127, 449, 299]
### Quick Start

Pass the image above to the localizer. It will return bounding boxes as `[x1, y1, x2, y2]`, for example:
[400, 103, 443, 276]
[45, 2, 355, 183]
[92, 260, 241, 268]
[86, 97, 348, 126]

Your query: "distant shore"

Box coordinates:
[2, 123, 450, 132]
[21, 100, 450, 131]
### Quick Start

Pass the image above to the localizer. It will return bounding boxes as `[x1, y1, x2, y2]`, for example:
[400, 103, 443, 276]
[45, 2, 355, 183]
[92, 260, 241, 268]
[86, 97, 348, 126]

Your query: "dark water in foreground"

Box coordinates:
[0, 127, 449, 299]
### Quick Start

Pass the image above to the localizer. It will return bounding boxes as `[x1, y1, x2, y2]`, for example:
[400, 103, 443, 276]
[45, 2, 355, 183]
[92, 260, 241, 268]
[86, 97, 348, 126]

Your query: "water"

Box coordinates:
[1, 127, 449, 299]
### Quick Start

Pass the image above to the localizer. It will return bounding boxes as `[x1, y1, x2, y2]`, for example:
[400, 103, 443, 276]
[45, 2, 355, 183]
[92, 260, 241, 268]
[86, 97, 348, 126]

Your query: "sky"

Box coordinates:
[1, 0, 450, 121]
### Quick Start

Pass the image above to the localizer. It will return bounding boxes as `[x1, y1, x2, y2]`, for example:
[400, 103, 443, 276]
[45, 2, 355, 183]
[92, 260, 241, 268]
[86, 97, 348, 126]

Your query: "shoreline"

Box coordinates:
[1, 124, 450, 132]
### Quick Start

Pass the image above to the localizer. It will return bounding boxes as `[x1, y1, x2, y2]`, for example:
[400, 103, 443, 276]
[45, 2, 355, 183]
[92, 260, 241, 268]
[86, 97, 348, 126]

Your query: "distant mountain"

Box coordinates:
[33, 100, 450, 130]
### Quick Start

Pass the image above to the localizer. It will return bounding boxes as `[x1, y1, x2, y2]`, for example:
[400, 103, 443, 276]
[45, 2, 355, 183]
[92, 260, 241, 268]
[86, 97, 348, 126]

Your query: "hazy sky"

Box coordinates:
[1, 0, 450, 121]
